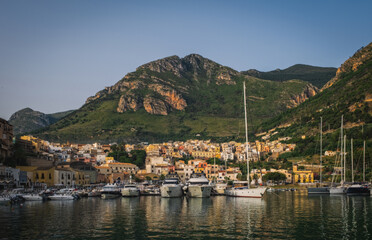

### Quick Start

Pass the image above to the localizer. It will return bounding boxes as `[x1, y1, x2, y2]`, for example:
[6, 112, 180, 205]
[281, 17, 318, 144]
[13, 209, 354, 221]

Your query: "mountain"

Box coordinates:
[35, 54, 322, 143]
[9, 108, 74, 135]
[257, 43, 372, 157]
[241, 64, 337, 88]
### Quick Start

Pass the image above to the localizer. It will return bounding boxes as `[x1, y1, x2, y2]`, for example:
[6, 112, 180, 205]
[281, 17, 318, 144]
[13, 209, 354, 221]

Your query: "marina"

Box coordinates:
[1, 191, 372, 239]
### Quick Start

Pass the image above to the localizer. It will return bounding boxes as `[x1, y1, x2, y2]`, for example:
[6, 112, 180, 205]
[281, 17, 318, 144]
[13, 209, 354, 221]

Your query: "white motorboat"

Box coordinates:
[226, 181, 267, 198]
[49, 194, 75, 200]
[186, 174, 212, 198]
[48, 188, 77, 200]
[22, 194, 43, 201]
[160, 178, 183, 198]
[0, 195, 10, 203]
[101, 184, 121, 199]
[121, 184, 140, 197]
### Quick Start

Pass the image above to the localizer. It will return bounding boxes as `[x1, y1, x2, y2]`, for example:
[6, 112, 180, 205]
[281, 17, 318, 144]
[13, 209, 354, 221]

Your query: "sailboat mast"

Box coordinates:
[351, 138, 354, 182]
[363, 141, 366, 182]
[214, 156, 216, 183]
[243, 82, 250, 187]
[340, 115, 343, 183]
[344, 135, 346, 182]
[320, 117, 323, 184]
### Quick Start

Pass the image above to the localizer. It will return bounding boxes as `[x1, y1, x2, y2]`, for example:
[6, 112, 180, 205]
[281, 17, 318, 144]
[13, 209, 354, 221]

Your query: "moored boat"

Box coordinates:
[346, 184, 370, 196]
[225, 181, 267, 198]
[100, 184, 121, 199]
[22, 193, 43, 201]
[121, 184, 140, 197]
[160, 177, 183, 198]
[212, 182, 227, 195]
[186, 173, 212, 198]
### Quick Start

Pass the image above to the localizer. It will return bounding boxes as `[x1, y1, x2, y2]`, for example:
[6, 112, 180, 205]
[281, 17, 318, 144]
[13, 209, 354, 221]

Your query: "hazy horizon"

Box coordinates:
[1, 0, 372, 119]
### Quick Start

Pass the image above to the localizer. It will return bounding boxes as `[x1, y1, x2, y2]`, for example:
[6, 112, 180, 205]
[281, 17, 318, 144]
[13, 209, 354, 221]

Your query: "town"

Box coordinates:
[1, 117, 319, 190]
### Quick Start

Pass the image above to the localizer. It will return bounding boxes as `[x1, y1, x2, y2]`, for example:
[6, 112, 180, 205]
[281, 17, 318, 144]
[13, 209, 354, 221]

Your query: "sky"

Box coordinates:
[1, 0, 372, 120]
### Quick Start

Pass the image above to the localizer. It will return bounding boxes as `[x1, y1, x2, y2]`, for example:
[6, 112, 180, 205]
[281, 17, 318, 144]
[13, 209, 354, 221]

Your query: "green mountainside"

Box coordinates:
[34, 54, 326, 143]
[9, 108, 74, 135]
[258, 43, 372, 160]
[242, 64, 337, 88]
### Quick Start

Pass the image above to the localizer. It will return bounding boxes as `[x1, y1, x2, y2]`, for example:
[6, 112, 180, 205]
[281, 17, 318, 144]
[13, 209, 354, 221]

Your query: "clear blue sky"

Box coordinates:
[1, 0, 371, 119]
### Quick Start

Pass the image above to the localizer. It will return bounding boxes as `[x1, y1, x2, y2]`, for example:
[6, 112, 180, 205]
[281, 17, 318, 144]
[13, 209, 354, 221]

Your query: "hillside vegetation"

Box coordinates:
[34, 54, 326, 143]
[258, 43, 372, 165]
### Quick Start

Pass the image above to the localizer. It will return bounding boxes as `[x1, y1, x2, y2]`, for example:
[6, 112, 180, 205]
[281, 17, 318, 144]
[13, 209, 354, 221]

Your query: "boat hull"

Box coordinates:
[346, 186, 370, 196]
[329, 187, 346, 194]
[307, 187, 330, 194]
[187, 185, 212, 198]
[160, 185, 183, 198]
[121, 189, 140, 197]
[22, 195, 43, 201]
[49, 194, 75, 200]
[226, 187, 266, 198]
[101, 193, 121, 199]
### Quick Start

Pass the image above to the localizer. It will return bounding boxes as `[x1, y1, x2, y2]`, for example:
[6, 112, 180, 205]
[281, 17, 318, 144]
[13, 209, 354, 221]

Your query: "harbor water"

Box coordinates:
[1, 191, 372, 239]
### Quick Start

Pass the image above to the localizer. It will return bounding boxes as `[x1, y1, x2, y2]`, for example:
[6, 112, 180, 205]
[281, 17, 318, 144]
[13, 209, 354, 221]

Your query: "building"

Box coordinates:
[0, 118, 13, 159]
[292, 165, 314, 183]
[34, 167, 55, 187]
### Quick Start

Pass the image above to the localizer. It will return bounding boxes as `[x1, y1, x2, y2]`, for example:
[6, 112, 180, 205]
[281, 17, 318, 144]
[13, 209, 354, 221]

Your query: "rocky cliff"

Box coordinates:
[322, 43, 372, 91]
[287, 84, 318, 108]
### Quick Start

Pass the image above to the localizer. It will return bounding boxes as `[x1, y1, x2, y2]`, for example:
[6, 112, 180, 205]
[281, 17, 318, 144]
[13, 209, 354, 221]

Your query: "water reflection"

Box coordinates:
[0, 193, 371, 239]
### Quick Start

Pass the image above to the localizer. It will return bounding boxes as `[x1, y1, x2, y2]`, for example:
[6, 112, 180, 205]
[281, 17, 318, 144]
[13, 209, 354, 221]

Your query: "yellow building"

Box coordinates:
[73, 169, 89, 186]
[191, 151, 221, 159]
[34, 166, 55, 186]
[293, 165, 314, 183]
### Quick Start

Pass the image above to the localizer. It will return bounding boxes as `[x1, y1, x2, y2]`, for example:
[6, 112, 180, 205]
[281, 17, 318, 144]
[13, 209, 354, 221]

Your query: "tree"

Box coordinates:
[262, 172, 287, 184]
[160, 174, 165, 180]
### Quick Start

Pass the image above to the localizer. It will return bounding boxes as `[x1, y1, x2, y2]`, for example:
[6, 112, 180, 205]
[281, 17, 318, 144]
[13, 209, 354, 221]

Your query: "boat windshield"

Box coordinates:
[164, 180, 179, 185]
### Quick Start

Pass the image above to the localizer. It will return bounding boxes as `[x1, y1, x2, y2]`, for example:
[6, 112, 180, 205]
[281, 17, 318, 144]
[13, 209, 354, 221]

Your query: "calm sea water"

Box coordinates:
[0, 191, 371, 239]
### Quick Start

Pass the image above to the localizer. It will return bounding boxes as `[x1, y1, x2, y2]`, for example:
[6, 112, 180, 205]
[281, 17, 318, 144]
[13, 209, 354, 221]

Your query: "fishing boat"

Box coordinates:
[225, 82, 266, 198]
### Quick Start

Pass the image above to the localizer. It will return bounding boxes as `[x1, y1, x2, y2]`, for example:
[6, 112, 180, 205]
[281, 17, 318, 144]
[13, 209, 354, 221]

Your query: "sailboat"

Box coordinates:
[330, 116, 347, 194]
[225, 81, 267, 198]
[346, 138, 370, 196]
[308, 117, 330, 194]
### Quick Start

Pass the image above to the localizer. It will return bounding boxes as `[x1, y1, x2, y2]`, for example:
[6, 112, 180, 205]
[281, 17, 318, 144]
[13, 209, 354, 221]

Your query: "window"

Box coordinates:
[49, 173, 52, 179]
[41, 173, 45, 179]
[61, 174, 64, 179]
[68, 174, 70, 180]
[36, 173, 39, 179]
